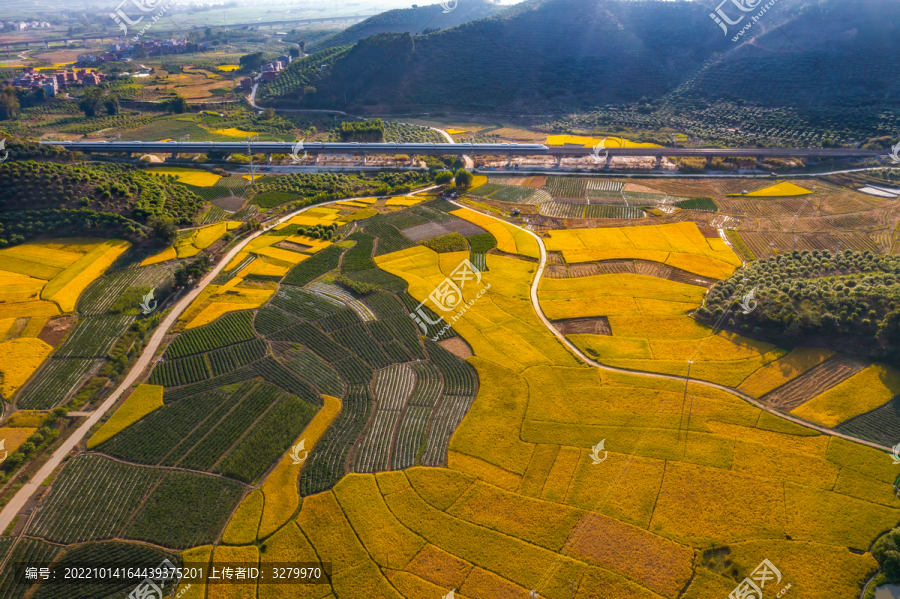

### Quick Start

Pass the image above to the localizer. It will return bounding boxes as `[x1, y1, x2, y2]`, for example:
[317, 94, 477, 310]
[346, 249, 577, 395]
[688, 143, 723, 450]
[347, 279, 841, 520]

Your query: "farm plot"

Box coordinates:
[286, 348, 345, 397]
[586, 179, 624, 191]
[421, 394, 476, 466]
[300, 385, 374, 495]
[398, 292, 456, 339]
[468, 183, 506, 198]
[544, 177, 588, 198]
[15, 357, 100, 409]
[361, 290, 406, 319]
[363, 219, 417, 256]
[208, 338, 268, 376]
[375, 364, 416, 410]
[316, 308, 363, 333]
[584, 204, 646, 219]
[271, 285, 342, 320]
[99, 388, 243, 465]
[308, 282, 376, 321]
[426, 339, 478, 395]
[540, 201, 586, 218]
[0, 538, 62, 599]
[409, 361, 444, 406]
[254, 306, 298, 335]
[401, 222, 452, 242]
[252, 356, 319, 401]
[201, 205, 227, 225]
[215, 393, 318, 484]
[332, 324, 393, 369]
[166, 311, 256, 358]
[410, 203, 456, 224]
[282, 244, 345, 288]
[28, 454, 166, 544]
[232, 204, 260, 221]
[392, 405, 432, 470]
[149, 353, 211, 387]
[122, 469, 246, 549]
[268, 322, 349, 363]
[837, 396, 900, 446]
[520, 189, 554, 205]
[352, 409, 401, 473]
[77, 263, 177, 316]
[53, 315, 135, 358]
[759, 356, 869, 410]
[332, 355, 374, 385]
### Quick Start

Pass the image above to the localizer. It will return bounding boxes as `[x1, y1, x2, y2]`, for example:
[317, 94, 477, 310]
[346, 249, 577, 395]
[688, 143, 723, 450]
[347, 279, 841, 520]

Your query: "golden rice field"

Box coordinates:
[87, 384, 164, 449]
[545, 135, 661, 148]
[727, 181, 813, 197]
[385, 197, 426, 207]
[214, 128, 260, 138]
[179, 280, 275, 330]
[202, 231, 895, 599]
[147, 167, 222, 187]
[451, 208, 541, 259]
[216, 65, 240, 71]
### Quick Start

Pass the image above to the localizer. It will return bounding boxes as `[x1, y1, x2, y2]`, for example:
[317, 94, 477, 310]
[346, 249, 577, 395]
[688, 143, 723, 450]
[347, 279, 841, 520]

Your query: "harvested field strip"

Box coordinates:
[760, 356, 869, 410]
[54, 314, 135, 358]
[300, 385, 374, 495]
[352, 409, 401, 472]
[393, 405, 432, 470]
[166, 311, 256, 358]
[375, 364, 416, 410]
[16, 357, 100, 409]
[422, 394, 475, 466]
[308, 282, 376, 321]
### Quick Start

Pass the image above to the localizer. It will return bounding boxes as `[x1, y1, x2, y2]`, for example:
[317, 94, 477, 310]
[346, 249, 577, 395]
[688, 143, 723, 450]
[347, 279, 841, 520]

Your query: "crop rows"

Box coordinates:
[216, 393, 318, 483]
[362, 291, 405, 319]
[623, 191, 668, 202]
[487, 185, 536, 203]
[309, 282, 376, 321]
[178, 383, 281, 472]
[149, 353, 211, 387]
[540, 201, 587, 218]
[351, 409, 400, 473]
[316, 308, 363, 333]
[121, 469, 245, 549]
[272, 286, 343, 320]
[226, 254, 256, 276]
[363, 219, 416, 256]
[16, 358, 100, 409]
[366, 320, 394, 343]
[269, 322, 348, 362]
[409, 361, 444, 406]
[380, 209, 429, 229]
[163, 366, 259, 402]
[77, 263, 177, 315]
[398, 292, 457, 338]
[167, 311, 256, 358]
[0, 539, 62, 599]
[287, 348, 345, 397]
[544, 176, 588, 198]
[341, 232, 377, 272]
[410, 203, 455, 223]
[28, 454, 166, 544]
[100, 388, 239, 465]
[332, 324, 393, 369]
[385, 315, 426, 359]
[520, 189, 553, 205]
[300, 385, 374, 495]
[676, 197, 719, 211]
[426, 339, 477, 395]
[586, 180, 624, 191]
[836, 397, 900, 446]
[201, 206, 227, 224]
[375, 364, 416, 410]
[253, 356, 319, 401]
[421, 394, 476, 466]
[282, 244, 345, 287]
[392, 405, 431, 470]
[469, 183, 506, 197]
[208, 338, 268, 376]
[254, 306, 299, 335]
[332, 355, 374, 385]
[232, 204, 260, 221]
[54, 315, 135, 358]
[30, 542, 176, 599]
[583, 204, 646, 219]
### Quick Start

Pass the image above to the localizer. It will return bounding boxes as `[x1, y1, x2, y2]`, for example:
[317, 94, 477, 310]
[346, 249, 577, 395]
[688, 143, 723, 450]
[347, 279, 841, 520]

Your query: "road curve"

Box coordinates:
[0, 198, 355, 533]
[430, 126, 474, 169]
[448, 201, 892, 453]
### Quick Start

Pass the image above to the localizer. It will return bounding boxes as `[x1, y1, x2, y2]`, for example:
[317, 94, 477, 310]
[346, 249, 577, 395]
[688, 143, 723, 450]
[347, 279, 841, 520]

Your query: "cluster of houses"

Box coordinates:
[4, 67, 106, 97]
[238, 54, 292, 90]
[1, 21, 52, 31]
[78, 38, 211, 63]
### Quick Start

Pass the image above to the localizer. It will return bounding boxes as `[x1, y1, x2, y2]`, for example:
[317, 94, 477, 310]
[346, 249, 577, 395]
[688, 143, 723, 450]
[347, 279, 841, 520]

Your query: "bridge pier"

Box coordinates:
[757, 156, 763, 168]
[266, 153, 272, 163]
[25, 42, 29, 50]
[313, 154, 320, 165]
[506, 154, 511, 169]
[44, 41, 49, 49]
[706, 156, 713, 167]
[605, 153, 612, 169]
[171, 152, 179, 159]
[65, 40, 69, 48]
[655, 156, 662, 169]
[555, 155, 562, 168]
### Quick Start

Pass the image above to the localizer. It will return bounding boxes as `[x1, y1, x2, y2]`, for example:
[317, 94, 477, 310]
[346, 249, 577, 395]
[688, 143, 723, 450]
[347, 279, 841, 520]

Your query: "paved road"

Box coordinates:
[448, 201, 892, 453]
[0, 198, 352, 533]
[430, 127, 474, 169]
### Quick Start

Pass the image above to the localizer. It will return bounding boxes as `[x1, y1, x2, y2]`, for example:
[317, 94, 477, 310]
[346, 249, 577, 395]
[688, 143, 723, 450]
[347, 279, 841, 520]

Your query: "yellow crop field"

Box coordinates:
[148, 167, 221, 187]
[256, 395, 341, 539]
[217, 64, 240, 71]
[0, 427, 39, 454]
[5, 410, 46, 427]
[43, 240, 130, 312]
[209, 545, 258, 599]
[244, 258, 289, 277]
[0, 301, 60, 320]
[545, 135, 660, 148]
[738, 347, 835, 397]
[0, 337, 53, 398]
[176, 546, 213, 599]
[470, 175, 488, 189]
[568, 334, 653, 359]
[213, 128, 260, 138]
[404, 544, 473, 589]
[728, 181, 813, 196]
[87, 384, 164, 449]
[450, 208, 540, 258]
[385, 197, 425, 206]
[252, 246, 307, 264]
[790, 364, 900, 427]
[336, 201, 368, 208]
[140, 246, 177, 266]
[663, 252, 736, 279]
[221, 489, 263, 545]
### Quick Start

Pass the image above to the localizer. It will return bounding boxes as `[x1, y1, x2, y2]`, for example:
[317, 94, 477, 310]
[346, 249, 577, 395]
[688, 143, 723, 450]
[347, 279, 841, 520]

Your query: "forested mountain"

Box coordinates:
[307, 0, 504, 51]
[259, 0, 900, 121]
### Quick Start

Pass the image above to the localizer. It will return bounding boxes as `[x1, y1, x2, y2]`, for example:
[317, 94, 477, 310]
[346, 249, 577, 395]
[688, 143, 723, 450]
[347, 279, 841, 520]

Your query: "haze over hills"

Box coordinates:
[306, 0, 506, 51]
[261, 0, 900, 134]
